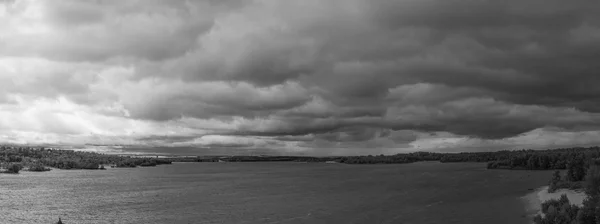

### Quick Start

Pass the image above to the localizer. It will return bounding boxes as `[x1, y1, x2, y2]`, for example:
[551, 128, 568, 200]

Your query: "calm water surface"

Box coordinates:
[0, 162, 551, 224]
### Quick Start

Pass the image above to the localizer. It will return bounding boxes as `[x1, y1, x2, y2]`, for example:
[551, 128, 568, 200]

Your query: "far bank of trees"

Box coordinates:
[183, 147, 600, 168]
[4, 145, 600, 173]
[314, 146, 600, 168]
[484, 148, 595, 171]
[0, 146, 172, 173]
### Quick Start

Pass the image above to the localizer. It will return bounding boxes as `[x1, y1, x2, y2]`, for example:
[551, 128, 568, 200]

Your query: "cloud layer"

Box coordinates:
[2, 0, 600, 155]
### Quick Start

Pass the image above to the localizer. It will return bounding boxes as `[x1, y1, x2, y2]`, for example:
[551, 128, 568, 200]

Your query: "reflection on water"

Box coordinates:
[1, 162, 551, 224]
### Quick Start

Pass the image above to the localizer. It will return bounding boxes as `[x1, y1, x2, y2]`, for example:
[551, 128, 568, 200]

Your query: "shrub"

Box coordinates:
[535, 194, 581, 224]
[139, 160, 157, 167]
[6, 163, 23, 173]
[81, 162, 100, 169]
[28, 163, 51, 172]
[116, 160, 137, 168]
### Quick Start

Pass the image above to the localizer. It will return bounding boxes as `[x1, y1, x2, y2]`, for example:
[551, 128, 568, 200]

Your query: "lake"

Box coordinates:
[0, 162, 551, 224]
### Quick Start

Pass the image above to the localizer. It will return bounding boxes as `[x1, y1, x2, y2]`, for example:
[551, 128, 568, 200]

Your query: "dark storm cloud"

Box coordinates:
[384, 97, 600, 139]
[5, 0, 600, 151]
[352, 0, 600, 115]
[271, 0, 600, 140]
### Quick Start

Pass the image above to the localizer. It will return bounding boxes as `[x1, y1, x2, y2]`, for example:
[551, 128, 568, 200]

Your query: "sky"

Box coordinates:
[1, 0, 600, 155]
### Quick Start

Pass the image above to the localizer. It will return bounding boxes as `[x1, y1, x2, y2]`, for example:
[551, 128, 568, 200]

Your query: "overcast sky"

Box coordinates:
[1, 0, 600, 155]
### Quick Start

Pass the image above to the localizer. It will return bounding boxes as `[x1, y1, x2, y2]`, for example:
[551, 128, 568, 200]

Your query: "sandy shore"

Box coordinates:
[522, 186, 586, 222]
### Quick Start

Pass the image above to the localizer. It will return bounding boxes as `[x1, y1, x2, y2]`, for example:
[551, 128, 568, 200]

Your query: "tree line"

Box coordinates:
[4, 145, 600, 172]
[0, 146, 172, 173]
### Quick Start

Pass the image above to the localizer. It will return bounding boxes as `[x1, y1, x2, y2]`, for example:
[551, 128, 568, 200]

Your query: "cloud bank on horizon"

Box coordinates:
[1, 0, 600, 155]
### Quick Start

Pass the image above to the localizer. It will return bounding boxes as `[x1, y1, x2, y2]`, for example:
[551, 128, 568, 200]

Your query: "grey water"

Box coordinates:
[0, 162, 551, 224]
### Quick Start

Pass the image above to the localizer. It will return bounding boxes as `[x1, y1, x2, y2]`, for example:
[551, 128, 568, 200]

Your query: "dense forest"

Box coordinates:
[0, 146, 172, 173]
